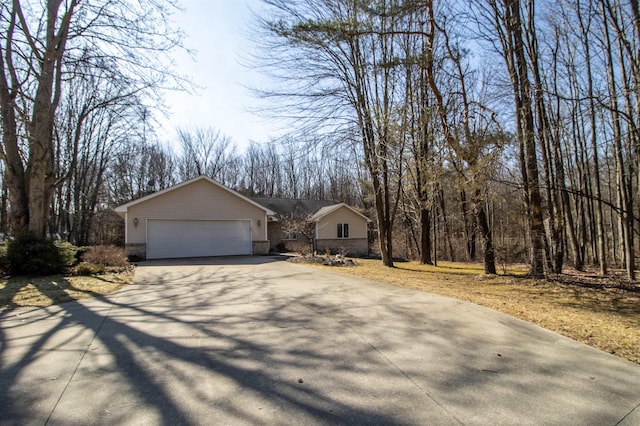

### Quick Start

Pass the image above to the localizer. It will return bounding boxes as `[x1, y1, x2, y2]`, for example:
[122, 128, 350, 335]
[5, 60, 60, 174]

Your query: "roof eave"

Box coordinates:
[310, 203, 371, 222]
[115, 175, 275, 215]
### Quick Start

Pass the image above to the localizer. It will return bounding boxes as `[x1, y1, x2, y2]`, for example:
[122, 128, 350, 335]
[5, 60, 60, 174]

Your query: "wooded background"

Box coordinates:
[1, 0, 639, 278]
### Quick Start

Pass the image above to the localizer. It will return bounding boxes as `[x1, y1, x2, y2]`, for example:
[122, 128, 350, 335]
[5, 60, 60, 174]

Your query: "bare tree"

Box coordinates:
[256, 0, 428, 266]
[176, 127, 237, 184]
[0, 0, 185, 236]
[107, 141, 177, 206]
[471, 0, 547, 277]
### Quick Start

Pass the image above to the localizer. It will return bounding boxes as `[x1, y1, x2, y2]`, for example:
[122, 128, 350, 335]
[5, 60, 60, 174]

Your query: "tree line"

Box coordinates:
[0, 125, 366, 246]
[1, 0, 639, 279]
[250, 0, 640, 279]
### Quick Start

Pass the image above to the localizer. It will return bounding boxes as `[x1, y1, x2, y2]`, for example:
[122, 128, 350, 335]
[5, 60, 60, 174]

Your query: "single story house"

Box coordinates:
[310, 203, 371, 255]
[253, 197, 371, 256]
[114, 176, 274, 259]
[115, 176, 370, 260]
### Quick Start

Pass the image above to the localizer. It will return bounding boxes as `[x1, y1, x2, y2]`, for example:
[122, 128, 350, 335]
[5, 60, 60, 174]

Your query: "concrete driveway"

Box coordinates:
[1, 256, 639, 425]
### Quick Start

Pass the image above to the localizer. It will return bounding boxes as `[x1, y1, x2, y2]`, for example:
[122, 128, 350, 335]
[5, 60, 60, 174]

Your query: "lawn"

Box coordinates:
[0, 272, 133, 312]
[313, 259, 640, 364]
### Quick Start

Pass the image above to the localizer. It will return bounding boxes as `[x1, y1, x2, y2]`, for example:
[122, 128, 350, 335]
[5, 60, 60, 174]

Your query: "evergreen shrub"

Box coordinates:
[7, 231, 65, 276]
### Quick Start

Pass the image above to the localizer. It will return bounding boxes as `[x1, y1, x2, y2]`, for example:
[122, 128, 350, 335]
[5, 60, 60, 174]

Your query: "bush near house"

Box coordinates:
[7, 231, 66, 276]
[0, 232, 130, 277]
[74, 245, 130, 275]
[0, 241, 132, 311]
[56, 241, 88, 267]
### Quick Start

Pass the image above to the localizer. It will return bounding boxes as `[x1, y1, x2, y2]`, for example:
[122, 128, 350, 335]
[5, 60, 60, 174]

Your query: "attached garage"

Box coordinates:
[115, 176, 274, 260]
[146, 220, 252, 259]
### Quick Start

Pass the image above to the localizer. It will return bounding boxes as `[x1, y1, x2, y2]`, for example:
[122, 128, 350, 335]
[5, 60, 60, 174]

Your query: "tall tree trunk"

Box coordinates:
[347, 6, 399, 268]
[0, 172, 8, 233]
[420, 207, 432, 264]
[437, 188, 455, 261]
[550, 28, 583, 270]
[474, 193, 496, 274]
[558, 151, 582, 270]
[0, 0, 77, 236]
[603, 5, 635, 279]
[504, 0, 546, 277]
[525, 2, 561, 273]
[461, 190, 477, 261]
[0, 101, 28, 231]
[0, 17, 29, 231]
[577, 0, 607, 274]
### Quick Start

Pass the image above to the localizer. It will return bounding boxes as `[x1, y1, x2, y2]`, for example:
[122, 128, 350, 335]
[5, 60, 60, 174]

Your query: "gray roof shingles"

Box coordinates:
[250, 197, 338, 219]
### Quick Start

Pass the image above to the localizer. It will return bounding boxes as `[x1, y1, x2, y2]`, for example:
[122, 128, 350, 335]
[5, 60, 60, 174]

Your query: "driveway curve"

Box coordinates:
[1, 256, 639, 425]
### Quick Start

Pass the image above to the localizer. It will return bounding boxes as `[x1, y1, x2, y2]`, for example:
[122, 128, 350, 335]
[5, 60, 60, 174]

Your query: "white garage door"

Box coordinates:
[146, 220, 252, 259]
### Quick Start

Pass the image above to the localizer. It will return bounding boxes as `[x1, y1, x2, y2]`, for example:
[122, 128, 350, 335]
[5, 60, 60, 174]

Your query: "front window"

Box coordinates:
[337, 223, 349, 238]
[283, 231, 297, 240]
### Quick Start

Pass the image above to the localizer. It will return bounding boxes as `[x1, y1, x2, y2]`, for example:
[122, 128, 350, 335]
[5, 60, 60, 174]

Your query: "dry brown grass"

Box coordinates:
[0, 272, 133, 312]
[312, 259, 640, 364]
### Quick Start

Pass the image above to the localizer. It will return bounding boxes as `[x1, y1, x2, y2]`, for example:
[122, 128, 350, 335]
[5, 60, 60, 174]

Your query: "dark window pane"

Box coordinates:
[337, 223, 343, 238]
[344, 223, 349, 238]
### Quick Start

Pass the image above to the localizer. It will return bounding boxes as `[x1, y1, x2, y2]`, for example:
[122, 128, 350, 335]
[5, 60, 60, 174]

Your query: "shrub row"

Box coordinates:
[1, 231, 129, 277]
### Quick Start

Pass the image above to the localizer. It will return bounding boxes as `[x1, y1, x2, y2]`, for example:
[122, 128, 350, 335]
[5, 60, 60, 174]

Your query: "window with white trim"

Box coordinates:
[337, 223, 349, 238]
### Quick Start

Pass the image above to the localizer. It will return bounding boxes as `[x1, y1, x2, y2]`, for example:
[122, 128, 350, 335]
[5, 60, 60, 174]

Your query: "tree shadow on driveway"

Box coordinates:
[1, 259, 640, 425]
[0, 261, 420, 424]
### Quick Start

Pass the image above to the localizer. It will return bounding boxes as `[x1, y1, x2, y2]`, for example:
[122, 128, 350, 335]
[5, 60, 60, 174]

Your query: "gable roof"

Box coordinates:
[250, 197, 338, 219]
[309, 203, 372, 223]
[114, 175, 275, 216]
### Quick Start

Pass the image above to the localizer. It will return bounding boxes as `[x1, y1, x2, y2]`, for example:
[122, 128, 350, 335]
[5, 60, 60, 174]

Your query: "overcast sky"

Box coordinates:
[158, 0, 279, 151]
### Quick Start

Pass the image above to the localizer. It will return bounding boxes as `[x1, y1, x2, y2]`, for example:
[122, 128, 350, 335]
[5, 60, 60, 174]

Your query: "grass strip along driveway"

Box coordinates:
[312, 259, 640, 364]
[0, 273, 133, 312]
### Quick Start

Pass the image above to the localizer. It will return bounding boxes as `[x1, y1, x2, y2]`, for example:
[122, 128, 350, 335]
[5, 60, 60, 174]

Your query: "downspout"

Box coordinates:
[313, 222, 318, 255]
[124, 212, 128, 244]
